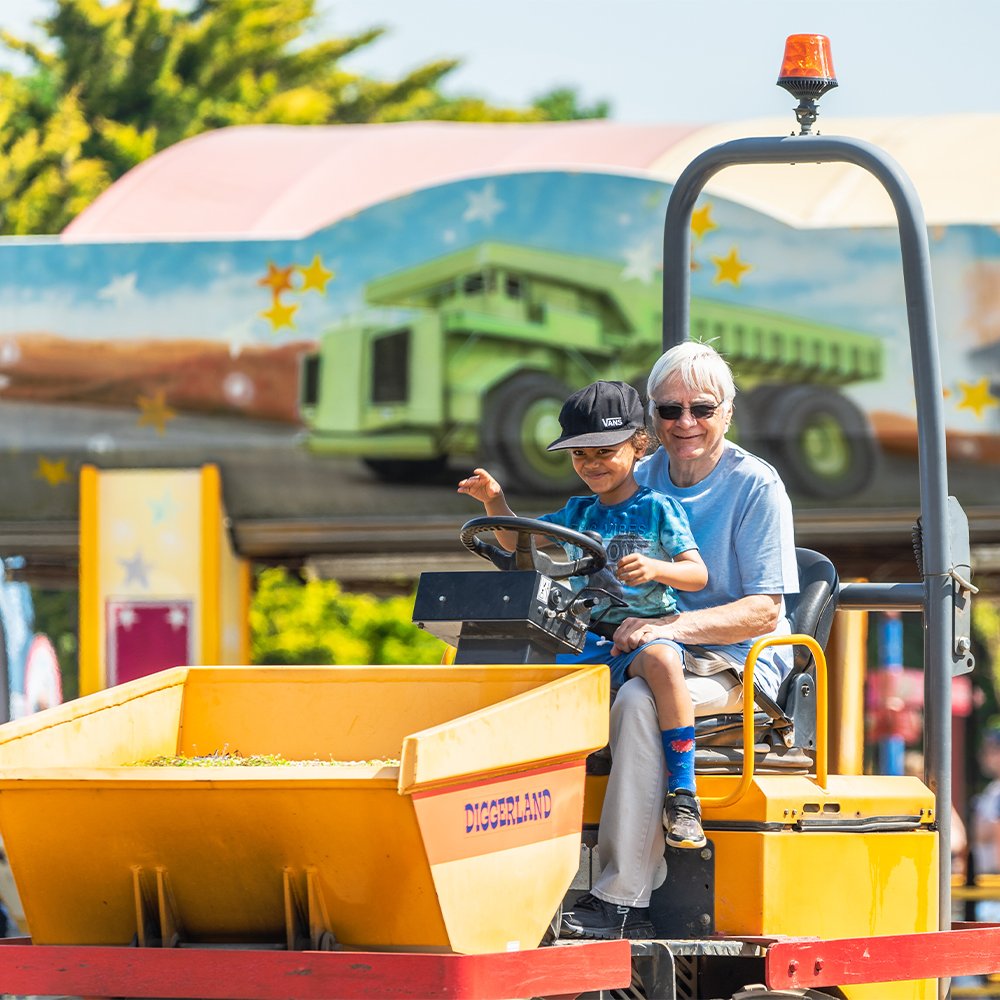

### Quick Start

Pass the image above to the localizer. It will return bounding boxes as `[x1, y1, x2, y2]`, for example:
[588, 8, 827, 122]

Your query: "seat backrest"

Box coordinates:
[783, 547, 840, 674]
[692, 547, 839, 763]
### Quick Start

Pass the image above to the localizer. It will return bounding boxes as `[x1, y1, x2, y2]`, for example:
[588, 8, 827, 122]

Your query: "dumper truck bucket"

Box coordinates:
[0, 664, 609, 955]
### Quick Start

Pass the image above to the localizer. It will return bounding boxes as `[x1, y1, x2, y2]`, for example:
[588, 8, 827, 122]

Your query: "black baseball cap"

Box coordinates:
[546, 380, 645, 451]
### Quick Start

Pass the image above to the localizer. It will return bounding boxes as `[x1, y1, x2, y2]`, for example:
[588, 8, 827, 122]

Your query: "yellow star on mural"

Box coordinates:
[956, 378, 999, 419]
[257, 262, 295, 296]
[261, 299, 298, 330]
[691, 204, 717, 240]
[712, 247, 752, 286]
[298, 255, 334, 294]
[136, 389, 176, 435]
[35, 456, 70, 486]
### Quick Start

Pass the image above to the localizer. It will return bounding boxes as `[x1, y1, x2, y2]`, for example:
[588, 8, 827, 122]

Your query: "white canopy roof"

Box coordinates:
[647, 113, 1000, 229]
[62, 114, 999, 240]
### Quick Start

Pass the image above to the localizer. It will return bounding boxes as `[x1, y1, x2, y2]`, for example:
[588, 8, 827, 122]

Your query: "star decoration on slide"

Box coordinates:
[119, 550, 151, 589]
[956, 378, 999, 419]
[712, 247, 752, 286]
[148, 490, 179, 525]
[690, 203, 718, 240]
[257, 262, 296, 296]
[86, 433, 117, 455]
[136, 389, 176, 435]
[463, 182, 505, 226]
[98, 272, 140, 307]
[298, 255, 334, 294]
[260, 298, 298, 330]
[117, 606, 138, 629]
[224, 319, 256, 358]
[35, 456, 70, 486]
[167, 605, 188, 629]
[621, 242, 659, 284]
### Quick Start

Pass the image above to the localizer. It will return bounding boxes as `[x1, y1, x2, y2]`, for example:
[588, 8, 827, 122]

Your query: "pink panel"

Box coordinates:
[106, 599, 193, 686]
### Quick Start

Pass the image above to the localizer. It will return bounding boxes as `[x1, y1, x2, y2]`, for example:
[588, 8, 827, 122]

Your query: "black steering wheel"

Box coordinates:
[460, 516, 607, 581]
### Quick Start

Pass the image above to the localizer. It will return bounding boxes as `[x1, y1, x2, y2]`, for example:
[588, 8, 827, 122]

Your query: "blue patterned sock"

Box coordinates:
[661, 725, 696, 794]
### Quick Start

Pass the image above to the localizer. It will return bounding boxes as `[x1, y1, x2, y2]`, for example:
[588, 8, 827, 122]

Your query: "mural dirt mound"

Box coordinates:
[0, 334, 312, 424]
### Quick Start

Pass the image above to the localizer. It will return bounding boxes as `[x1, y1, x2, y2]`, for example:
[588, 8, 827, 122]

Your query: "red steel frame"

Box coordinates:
[0, 937, 632, 1000]
[765, 924, 1000, 990]
[4, 925, 1000, 998]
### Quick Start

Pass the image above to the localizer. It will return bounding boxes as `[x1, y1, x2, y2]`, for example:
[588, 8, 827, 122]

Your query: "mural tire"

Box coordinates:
[730, 384, 774, 458]
[761, 385, 878, 500]
[482, 372, 578, 495]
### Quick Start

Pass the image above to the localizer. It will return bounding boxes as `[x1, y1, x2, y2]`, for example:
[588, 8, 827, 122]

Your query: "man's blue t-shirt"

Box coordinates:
[634, 441, 799, 697]
[537, 486, 697, 626]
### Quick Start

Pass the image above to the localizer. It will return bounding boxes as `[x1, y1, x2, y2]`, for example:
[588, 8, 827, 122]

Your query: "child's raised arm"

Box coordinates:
[457, 468, 519, 551]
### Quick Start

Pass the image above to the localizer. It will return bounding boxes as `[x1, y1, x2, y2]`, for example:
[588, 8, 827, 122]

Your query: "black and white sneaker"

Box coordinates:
[560, 892, 654, 940]
[663, 789, 707, 849]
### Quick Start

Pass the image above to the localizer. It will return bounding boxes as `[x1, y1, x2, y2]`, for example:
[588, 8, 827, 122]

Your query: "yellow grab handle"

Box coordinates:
[698, 633, 827, 809]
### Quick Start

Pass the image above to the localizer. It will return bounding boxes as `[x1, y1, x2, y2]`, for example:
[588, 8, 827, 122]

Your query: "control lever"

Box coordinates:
[571, 587, 629, 629]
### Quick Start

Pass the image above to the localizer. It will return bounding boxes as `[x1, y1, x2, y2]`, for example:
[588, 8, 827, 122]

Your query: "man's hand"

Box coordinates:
[611, 615, 674, 655]
[616, 553, 661, 586]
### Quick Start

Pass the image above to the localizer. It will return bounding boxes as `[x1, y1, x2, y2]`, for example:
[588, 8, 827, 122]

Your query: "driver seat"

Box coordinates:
[692, 546, 839, 774]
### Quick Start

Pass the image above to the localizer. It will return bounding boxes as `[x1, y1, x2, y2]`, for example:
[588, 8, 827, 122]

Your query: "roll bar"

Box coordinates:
[660, 133, 959, 942]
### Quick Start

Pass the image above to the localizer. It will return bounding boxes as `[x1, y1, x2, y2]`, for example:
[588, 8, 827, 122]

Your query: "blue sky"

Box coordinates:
[0, 0, 997, 123]
[328, 0, 1000, 122]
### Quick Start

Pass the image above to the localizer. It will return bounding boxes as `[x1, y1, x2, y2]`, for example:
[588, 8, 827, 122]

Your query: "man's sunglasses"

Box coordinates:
[654, 401, 721, 421]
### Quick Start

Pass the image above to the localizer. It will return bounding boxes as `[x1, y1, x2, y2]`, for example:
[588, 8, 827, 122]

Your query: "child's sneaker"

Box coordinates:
[560, 892, 654, 940]
[663, 790, 707, 849]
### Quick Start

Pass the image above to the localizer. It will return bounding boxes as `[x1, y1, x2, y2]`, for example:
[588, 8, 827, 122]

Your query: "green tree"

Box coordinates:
[0, 0, 609, 234]
[531, 86, 610, 121]
[249, 566, 445, 666]
[0, 73, 109, 234]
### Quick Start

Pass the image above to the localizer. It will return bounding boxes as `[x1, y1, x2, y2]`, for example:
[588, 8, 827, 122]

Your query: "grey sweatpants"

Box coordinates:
[592, 671, 743, 907]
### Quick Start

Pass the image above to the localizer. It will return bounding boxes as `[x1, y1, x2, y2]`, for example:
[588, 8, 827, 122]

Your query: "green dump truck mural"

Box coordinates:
[0, 164, 996, 560]
[300, 242, 883, 498]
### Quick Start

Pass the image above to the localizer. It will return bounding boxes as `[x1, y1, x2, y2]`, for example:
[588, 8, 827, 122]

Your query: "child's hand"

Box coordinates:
[616, 553, 659, 586]
[457, 468, 504, 506]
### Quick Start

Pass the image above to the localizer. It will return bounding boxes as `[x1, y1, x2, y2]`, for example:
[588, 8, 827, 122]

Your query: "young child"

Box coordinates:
[458, 380, 709, 848]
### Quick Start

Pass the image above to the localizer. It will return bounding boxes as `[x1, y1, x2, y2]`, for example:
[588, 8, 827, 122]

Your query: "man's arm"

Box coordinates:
[611, 594, 782, 653]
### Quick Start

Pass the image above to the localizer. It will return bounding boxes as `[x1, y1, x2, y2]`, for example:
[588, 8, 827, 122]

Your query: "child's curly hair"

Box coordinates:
[630, 427, 653, 456]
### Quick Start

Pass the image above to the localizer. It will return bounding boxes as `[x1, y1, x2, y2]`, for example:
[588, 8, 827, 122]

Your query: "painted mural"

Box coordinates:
[0, 169, 997, 541]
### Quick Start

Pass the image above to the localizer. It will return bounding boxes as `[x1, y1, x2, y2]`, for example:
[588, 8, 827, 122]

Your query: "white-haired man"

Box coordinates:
[561, 341, 800, 941]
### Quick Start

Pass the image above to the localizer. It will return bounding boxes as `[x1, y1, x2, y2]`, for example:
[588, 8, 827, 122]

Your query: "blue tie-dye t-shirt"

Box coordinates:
[537, 486, 697, 624]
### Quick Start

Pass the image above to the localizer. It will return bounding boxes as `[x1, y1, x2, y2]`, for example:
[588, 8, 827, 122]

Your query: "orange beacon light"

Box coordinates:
[776, 34, 838, 134]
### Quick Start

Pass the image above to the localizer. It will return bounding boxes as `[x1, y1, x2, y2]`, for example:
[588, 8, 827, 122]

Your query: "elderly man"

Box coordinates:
[561, 341, 799, 940]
